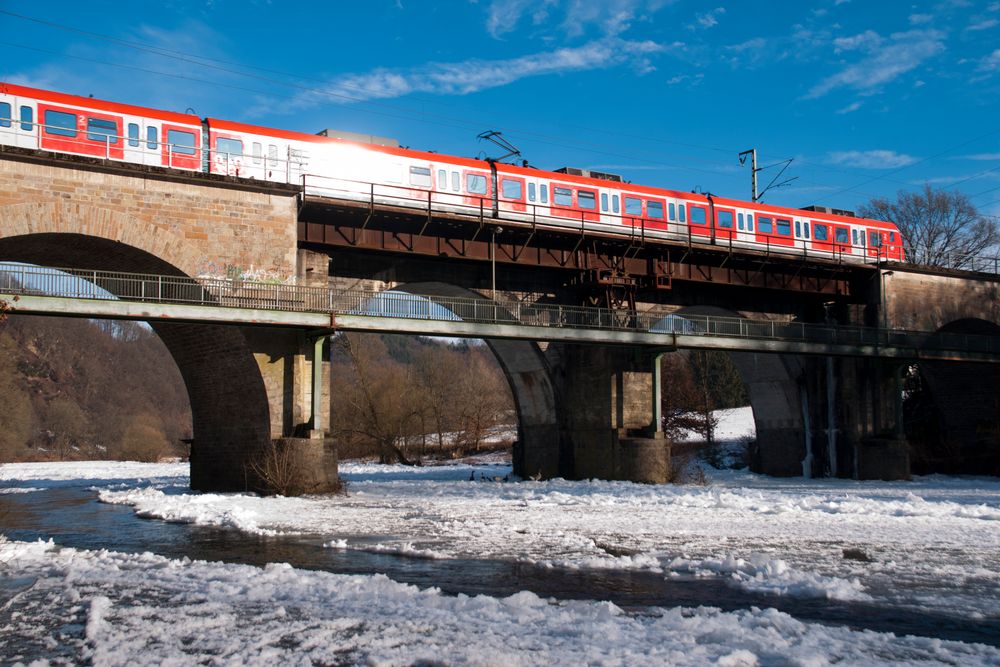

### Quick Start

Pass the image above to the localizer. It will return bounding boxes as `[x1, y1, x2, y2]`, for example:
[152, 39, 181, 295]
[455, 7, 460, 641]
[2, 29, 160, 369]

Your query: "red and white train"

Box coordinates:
[0, 82, 905, 262]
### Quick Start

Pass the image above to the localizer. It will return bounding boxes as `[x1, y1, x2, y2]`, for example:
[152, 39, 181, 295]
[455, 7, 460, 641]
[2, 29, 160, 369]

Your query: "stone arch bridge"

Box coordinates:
[2, 147, 998, 489]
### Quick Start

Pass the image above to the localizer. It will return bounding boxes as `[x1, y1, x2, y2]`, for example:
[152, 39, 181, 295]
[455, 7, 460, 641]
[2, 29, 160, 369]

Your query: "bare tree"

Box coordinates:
[860, 185, 999, 269]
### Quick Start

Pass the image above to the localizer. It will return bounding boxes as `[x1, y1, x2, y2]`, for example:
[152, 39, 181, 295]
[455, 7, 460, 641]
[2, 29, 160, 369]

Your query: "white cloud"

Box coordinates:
[979, 48, 1000, 71]
[909, 13, 934, 24]
[689, 7, 725, 29]
[835, 101, 863, 114]
[833, 30, 882, 53]
[483, 0, 673, 38]
[665, 72, 704, 85]
[967, 18, 999, 30]
[806, 29, 945, 98]
[485, 0, 559, 37]
[827, 150, 918, 169]
[960, 152, 1000, 160]
[290, 38, 666, 108]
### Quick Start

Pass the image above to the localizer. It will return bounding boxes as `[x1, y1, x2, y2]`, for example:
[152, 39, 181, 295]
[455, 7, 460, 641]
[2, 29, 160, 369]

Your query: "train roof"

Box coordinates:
[1, 82, 201, 126]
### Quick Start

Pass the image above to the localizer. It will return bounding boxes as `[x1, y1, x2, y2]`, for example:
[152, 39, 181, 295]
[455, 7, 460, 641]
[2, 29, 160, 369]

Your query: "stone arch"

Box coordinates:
[0, 203, 274, 491]
[382, 281, 561, 479]
[666, 305, 807, 477]
[911, 317, 1000, 475]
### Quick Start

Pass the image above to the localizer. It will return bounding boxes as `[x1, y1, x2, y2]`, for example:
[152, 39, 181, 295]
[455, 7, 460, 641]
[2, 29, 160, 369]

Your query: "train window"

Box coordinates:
[758, 216, 773, 234]
[889, 232, 896, 243]
[578, 190, 596, 209]
[717, 210, 734, 228]
[127, 123, 139, 147]
[814, 224, 828, 241]
[738, 213, 744, 230]
[648, 201, 664, 219]
[438, 169, 447, 189]
[44, 109, 77, 137]
[776, 218, 791, 236]
[540, 184, 548, 204]
[795, 221, 801, 237]
[852, 229, 858, 246]
[467, 173, 487, 194]
[669, 203, 676, 221]
[554, 187, 573, 207]
[689, 206, 707, 225]
[216, 137, 243, 156]
[20, 106, 33, 131]
[528, 182, 536, 202]
[746, 214, 752, 231]
[253, 142, 263, 165]
[0, 102, 10, 127]
[625, 196, 642, 216]
[868, 231, 881, 247]
[601, 193, 608, 212]
[839, 228, 851, 244]
[451, 171, 460, 192]
[679, 205, 686, 223]
[87, 117, 118, 143]
[804, 222, 810, 239]
[502, 178, 522, 200]
[146, 126, 157, 149]
[409, 166, 432, 187]
[167, 129, 196, 154]
[268, 145, 278, 169]
[612, 195, 620, 214]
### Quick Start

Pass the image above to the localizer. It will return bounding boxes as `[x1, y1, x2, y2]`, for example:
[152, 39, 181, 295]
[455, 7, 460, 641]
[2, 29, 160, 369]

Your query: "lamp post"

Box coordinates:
[491, 227, 503, 301]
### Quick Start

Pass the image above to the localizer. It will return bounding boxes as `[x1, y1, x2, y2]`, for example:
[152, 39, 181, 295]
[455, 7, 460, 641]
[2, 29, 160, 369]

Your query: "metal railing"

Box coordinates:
[2, 264, 998, 357]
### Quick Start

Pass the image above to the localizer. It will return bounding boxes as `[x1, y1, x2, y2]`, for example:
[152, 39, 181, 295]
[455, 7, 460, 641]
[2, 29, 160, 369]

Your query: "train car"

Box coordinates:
[0, 82, 203, 171]
[0, 81, 905, 263]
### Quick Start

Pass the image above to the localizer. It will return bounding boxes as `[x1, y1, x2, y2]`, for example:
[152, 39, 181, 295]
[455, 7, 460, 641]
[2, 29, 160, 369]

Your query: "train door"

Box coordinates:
[3, 97, 38, 149]
[714, 205, 736, 241]
[498, 175, 526, 213]
[37, 103, 125, 160]
[211, 133, 245, 176]
[867, 229, 891, 259]
[162, 124, 200, 170]
[463, 170, 491, 209]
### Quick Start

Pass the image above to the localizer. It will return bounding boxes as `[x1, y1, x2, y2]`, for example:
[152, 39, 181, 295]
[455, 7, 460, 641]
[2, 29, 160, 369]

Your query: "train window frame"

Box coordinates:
[467, 173, 487, 195]
[540, 184, 548, 204]
[577, 189, 597, 210]
[717, 209, 734, 229]
[451, 171, 460, 192]
[167, 129, 196, 155]
[86, 117, 119, 144]
[553, 186, 573, 207]
[268, 145, 278, 169]
[746, 214, 752, 232]
[795, 220, 801, 237]
[852, 229, 859, 246]
[528, 182, 536, 202]
[647, 200, 664, 219]
[44, 109, 77, 137]
[689, 205, 707, 225]
[252, 142, 263, 165]
[20, 105, 33, 131]
[612, 195, 620, 214]
[0, 102, 11, 128]
[624, 196, 642, 216]
[738, 213, 744, 231]
[804, 222, 810, 239]
[146, 126, 157, 149]
[669, 202, 676, 221]
[776, 218, 792, 236]
[438, 169, 447, 190]
[501, 178, 523, 200]
[127, 123, 139, 147]
[758, 216, 773, 234]
[409, 166, 432, 187]
[216, 137, 243, 157]
[601, 193, 609, 212]
[814, 224, 828, 241]
[679, 205, 686, 223]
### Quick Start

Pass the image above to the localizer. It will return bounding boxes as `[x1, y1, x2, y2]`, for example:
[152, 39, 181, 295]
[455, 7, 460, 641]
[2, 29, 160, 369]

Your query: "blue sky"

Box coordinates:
[3, 1, 1000, 218]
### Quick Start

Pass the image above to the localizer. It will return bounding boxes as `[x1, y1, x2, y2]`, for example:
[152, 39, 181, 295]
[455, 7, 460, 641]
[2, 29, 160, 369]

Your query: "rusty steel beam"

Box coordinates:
[298, 196, 861, 296]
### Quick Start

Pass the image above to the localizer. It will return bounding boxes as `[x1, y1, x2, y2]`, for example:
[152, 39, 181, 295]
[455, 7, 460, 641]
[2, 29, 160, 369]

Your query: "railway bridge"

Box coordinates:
[1, 146, 998, 491]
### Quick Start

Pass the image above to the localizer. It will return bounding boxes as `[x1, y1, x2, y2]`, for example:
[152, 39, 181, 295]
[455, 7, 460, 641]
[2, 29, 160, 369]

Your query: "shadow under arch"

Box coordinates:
[0, 232, 274, 491]
[912, 317, 1000, 475]
[652, 304, 808, 477]
[372, 281, 563, 479]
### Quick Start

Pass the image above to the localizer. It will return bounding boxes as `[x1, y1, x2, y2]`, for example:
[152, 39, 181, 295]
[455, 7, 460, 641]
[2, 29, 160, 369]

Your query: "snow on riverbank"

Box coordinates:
[2, 539, 998, 666]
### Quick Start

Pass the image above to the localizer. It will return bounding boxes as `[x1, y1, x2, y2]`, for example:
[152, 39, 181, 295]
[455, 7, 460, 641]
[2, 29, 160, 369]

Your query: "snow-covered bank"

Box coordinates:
[2, 539, 997, 666]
